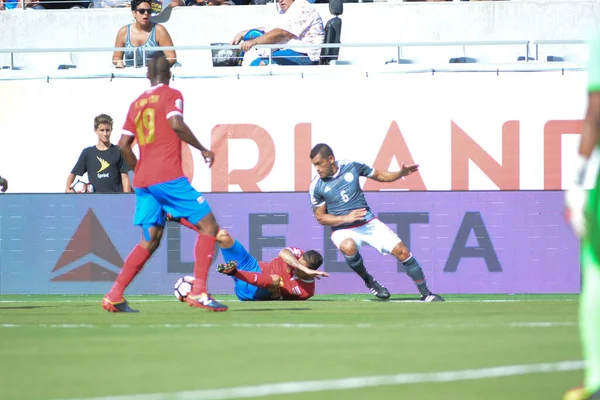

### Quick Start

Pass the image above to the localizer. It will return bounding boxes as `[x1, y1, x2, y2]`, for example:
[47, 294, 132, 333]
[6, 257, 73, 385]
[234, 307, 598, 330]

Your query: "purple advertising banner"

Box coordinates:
[0, 191, 581, 295]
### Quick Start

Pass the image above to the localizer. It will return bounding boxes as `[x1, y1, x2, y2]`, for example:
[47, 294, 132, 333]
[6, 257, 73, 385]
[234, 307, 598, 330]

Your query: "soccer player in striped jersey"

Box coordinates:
[309, 143, 443, 302]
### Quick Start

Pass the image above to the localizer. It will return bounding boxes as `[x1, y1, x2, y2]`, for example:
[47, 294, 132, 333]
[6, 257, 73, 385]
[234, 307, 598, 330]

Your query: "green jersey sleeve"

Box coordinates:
[589, 30, 600, 92]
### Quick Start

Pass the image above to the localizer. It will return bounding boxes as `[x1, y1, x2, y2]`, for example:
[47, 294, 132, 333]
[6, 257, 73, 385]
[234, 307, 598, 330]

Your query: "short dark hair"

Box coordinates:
[131, 0, 150, 10]
[310, 143, 334, 160]
[148, 53, 171, 77]
[302, 250, 324, 270]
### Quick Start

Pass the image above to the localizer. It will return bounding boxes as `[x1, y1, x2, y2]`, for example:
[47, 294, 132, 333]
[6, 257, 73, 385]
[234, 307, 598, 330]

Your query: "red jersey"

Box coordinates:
[259, 247, 315, 300]
[122, 84, 186, 188]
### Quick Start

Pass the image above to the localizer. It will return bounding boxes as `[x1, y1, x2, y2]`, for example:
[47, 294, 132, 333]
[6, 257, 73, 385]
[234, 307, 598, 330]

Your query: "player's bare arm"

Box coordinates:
[270, 274, 282, 287]
[169, 115, 215, 168]
[580, 92, 600, 158]
[278, 249, 329, 278]
[370, 163, 419, 182]
[118, 135, 138, 170]
[313, 203, 367, 227]
[121, 173, 132, 193]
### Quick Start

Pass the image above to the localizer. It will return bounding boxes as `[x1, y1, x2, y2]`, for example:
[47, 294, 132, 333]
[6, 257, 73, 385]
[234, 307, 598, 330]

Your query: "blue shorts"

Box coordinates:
[134, 177, 212, 228]
[220, 240, 272, 301]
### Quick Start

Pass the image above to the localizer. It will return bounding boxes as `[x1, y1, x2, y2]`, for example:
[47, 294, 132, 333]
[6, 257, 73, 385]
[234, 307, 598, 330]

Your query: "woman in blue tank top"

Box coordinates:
[112, 0, 177, 68]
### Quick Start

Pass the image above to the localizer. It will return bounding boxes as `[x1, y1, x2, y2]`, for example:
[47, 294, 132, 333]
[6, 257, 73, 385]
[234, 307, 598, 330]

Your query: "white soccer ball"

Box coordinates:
[173, 275, 195, 302]
[71, 180, 94, 193]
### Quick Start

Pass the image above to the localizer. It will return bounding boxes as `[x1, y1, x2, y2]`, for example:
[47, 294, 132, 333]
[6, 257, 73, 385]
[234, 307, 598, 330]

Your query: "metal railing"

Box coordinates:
[0, 40, 535, 69]
[531, 39, 586, 61]
[0, 39, 587, 77]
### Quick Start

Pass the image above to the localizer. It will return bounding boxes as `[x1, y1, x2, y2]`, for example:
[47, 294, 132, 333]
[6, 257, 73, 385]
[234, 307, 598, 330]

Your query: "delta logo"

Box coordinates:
[51, 209, 124, 282]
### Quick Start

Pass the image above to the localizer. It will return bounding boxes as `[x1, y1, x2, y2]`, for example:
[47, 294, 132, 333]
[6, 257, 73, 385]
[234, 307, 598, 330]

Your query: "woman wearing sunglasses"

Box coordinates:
[112, 0, 177, 68]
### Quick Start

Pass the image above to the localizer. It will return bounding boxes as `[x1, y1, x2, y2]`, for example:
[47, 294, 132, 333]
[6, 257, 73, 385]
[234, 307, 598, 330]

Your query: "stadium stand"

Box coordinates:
[0, 1, 595, 74]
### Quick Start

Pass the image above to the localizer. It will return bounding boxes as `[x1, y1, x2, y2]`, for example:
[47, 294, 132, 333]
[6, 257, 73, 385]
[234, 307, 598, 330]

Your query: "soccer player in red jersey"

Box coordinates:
[101, 54, 227, 313]
[214, 229, 328, 301]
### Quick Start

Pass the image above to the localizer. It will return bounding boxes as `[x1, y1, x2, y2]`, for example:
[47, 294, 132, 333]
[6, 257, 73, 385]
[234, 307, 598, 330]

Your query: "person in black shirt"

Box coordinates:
[65, 114, 132, 193]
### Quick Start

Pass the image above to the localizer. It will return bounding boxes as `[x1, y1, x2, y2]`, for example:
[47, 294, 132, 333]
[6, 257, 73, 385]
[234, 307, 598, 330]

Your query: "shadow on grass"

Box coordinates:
[233, 307, 312, 312]
[309, 297, 420, 302]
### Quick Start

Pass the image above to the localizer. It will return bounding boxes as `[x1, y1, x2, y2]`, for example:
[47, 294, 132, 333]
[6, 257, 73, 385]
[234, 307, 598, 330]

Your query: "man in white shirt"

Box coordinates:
[231, 0, 324, 66]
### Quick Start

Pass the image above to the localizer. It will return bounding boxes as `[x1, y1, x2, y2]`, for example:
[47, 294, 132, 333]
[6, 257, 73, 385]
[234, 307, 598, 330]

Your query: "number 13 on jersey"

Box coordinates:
[135, 108, 156, 146]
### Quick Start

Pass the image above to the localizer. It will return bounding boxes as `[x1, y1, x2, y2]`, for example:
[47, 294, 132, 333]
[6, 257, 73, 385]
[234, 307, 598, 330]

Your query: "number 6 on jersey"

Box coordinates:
[340, 190, 349, 203]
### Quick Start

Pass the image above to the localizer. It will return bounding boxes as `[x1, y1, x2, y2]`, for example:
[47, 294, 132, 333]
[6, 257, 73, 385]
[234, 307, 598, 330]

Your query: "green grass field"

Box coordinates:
[0, 294, 584, 400]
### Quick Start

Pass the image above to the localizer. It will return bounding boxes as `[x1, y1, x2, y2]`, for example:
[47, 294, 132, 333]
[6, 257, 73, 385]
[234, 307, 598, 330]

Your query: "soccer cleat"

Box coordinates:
[563, 385, 591, 400]
[186, 293, 228, 312]
[101, 297, 139, 313]
[421, 294, 445, 302]
[217, 260, 238, 276]
[365, 277, 391, 300]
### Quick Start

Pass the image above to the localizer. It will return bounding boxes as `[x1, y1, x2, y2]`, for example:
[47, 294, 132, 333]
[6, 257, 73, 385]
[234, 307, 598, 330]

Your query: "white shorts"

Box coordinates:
[330, 219, 402, 255]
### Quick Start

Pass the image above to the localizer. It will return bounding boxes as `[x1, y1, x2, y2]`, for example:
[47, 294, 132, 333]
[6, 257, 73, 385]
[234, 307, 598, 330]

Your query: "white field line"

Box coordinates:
[0, 321, 578, 329]
[61, 360, 585, 400]
[0, 298, 579, 304]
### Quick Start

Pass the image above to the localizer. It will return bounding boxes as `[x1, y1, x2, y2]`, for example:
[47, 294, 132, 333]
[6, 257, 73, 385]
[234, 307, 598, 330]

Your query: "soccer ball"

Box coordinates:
[71, 180, 94, 193]
[173, 276, 195, 302]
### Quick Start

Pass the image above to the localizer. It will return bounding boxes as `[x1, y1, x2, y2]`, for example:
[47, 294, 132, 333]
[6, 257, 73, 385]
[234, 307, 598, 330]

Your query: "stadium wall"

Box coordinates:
[0, 191, 579, 295]
[0, 71, 587, 193]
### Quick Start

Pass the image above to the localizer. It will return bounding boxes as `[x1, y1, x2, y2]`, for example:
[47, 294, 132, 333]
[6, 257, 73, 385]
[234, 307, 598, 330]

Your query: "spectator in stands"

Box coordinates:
[100, 0, 181, 9]
[0, 175, 7, 193]
[0, 0, 19, 9]
[185, 0, 234, 6]
[152, 0, 184, 12]
[231, 0, 324, 66]
[0, 0, 43, 9]
[112, 0, 177, 68]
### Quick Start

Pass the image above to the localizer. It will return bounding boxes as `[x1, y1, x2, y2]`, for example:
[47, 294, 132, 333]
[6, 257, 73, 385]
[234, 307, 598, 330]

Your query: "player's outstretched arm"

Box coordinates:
[169, 115, 214, 168]
[370, 163, 419, 182]
[278, 249, 329, 278]
[118, 135, 138, 170]
[312, 204, 367, 227]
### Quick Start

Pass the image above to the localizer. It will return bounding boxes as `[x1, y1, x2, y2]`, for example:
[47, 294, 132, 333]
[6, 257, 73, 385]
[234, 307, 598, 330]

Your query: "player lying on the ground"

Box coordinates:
[170, 216, 329, 301]
[214, 229, 328, 301]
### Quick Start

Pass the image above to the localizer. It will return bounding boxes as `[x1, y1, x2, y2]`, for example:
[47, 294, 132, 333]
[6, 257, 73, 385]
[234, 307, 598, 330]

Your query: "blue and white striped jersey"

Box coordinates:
[309, 160, 376, 231]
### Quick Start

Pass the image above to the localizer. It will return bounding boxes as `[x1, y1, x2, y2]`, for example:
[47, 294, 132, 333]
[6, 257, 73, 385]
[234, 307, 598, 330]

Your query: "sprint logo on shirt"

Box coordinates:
[96, 157, 110, 179]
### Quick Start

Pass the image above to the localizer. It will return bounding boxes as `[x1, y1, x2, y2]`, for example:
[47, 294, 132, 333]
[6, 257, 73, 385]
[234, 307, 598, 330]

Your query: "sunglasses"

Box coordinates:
[136, 8, 151, 14]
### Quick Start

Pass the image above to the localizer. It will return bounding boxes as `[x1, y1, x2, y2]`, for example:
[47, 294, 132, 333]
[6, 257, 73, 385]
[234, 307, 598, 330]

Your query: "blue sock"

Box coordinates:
[403, 255, 431, 297]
